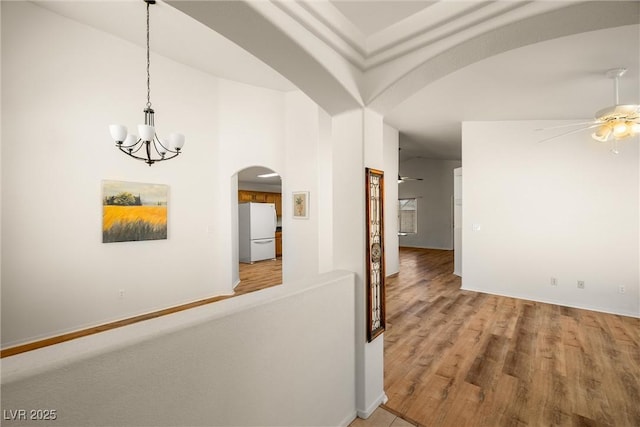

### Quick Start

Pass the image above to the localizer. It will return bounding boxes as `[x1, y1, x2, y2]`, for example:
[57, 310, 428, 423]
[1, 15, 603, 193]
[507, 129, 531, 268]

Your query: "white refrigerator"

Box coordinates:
[238, 202, 277, 263]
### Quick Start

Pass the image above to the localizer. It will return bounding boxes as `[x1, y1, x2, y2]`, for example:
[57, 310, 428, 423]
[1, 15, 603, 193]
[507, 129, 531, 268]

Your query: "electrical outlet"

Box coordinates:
[618, 285, 625, 294]
[550, 277, 558, 286]
[118, 289, 125, 299]
[577, 280, 585, 289]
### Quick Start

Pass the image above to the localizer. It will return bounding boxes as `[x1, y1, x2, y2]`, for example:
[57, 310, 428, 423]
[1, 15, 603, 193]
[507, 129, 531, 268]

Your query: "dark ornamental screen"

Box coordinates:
[366, 168, 386, 342]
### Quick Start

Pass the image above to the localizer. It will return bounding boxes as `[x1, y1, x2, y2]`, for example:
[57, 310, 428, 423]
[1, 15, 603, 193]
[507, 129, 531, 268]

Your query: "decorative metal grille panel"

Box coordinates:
[366, 168, 385, 342]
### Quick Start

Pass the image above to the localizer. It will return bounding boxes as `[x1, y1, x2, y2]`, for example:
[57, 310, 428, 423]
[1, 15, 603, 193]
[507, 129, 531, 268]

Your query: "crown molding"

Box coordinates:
[272, 0, 583, 72]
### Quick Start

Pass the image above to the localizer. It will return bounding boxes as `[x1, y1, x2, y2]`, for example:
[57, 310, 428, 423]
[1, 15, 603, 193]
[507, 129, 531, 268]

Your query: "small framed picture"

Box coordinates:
[292, 191, 309, 219]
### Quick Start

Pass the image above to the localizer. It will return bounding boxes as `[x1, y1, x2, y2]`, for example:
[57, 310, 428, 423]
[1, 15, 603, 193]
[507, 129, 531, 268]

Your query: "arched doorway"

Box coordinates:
[232, 166, 283, 294]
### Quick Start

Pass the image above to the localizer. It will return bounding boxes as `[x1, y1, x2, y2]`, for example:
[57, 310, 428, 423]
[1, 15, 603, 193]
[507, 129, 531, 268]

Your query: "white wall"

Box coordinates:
[331, 110, 386, 418]
[453, 167, 462, 276]
[398, 157, 461, 249]
[2, 1, 217, 346]
[462, 121, 639, 317]
[0, 2, 319, 347]
[1, 3, 390, 420]
[383, 124, 399, 275]
[283, 91, 320, 281]
[1, 271, 357, 427]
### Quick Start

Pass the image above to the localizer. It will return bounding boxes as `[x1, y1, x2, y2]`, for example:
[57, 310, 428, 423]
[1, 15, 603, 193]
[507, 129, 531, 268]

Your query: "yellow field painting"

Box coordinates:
[102, 180, 169, 243]
[103, 206, 167, 231]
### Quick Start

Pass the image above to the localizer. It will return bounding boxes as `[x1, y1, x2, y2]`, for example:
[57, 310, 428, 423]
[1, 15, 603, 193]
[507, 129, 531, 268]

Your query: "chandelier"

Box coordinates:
[109, 0, 184, 166]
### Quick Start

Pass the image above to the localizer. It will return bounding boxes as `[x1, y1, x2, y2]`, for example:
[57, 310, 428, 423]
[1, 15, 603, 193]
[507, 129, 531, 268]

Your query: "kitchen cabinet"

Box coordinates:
[239, 190, 281, 216]
[274, 194, 282, 216]
[275, 231, 282, 257]
[239, 190, 267, 202]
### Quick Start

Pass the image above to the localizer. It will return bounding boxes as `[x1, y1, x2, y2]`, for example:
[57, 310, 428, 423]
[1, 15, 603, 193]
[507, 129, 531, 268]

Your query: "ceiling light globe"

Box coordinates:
[613, 122, 628, 136]
[138, 124, 155, 142]
[169, 133, 185, 150]
[158, 139, 168, 155]
[591, 125, 612, 142]
[109, 124, 127, 142]
[123, 134, 138, 147]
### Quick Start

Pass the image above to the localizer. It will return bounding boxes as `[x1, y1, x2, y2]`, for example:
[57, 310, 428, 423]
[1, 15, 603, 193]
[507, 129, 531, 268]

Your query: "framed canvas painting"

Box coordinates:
[292, 191, 309, 219]
[102, 180, 168, 243]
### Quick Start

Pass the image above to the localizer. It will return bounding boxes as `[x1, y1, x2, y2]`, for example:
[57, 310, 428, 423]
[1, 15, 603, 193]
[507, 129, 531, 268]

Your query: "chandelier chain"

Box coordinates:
[146, 1, 151, 109]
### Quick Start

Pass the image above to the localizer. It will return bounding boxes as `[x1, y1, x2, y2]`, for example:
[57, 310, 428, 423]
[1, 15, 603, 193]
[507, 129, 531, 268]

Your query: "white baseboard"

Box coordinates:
[460, 285, 640, 319]
[356, 392, 389, 419]
[338, 411, 358, 427]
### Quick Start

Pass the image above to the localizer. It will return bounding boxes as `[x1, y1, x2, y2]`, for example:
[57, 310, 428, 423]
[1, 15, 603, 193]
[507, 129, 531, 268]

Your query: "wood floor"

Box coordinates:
[383, 247, 640, 427]
[236, 257, 282, 294]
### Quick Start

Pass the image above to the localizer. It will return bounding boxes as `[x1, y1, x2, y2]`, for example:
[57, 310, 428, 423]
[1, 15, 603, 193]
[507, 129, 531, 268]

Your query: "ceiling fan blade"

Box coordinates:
[538, 123, 602, 143]
[535, 120, 599, 131]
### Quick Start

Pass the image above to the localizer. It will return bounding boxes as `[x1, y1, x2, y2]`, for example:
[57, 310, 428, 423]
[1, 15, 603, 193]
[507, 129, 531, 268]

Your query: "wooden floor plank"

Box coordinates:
[384, 247, 640, 427]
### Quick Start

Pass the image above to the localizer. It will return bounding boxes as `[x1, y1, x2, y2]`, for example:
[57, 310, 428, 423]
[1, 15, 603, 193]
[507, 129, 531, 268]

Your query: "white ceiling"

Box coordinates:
[237, 166, 282, 186]
[386, 24, 640, 160]
[34, 0, 296, 92]
[35, 1, 640, 162]
[329, 1, 434, 36]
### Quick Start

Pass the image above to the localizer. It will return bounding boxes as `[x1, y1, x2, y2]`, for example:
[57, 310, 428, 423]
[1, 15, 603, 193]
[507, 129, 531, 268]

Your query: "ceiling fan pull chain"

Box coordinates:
[610, 139, 620, 155]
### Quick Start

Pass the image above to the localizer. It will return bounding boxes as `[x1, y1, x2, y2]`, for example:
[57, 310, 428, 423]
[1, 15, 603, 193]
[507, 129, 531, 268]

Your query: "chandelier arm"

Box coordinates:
[117, 142, 180, 163]
[158, 152, 181, 161]
[117, 139, 145, 154]
[153, 135, 180, 154]
[117, 145, 149, 161]
[126, 140, 146, 155]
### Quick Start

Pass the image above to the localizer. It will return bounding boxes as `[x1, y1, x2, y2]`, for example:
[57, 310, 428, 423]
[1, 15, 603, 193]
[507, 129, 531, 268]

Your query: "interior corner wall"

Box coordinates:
[462, 121, 639, 317]
[383, 123, 399, 276]
[331, 109, 385, 417]
[0, 2, 294, 347]
[398, 157, 461, 250]
[283, 91, 320, 282]
[317, 108, 334, 274]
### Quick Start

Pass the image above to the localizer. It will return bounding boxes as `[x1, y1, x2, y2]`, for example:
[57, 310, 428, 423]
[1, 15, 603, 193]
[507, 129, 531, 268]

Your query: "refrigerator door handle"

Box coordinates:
[254, 239, 274, 244]
[273, 206, 277, 232]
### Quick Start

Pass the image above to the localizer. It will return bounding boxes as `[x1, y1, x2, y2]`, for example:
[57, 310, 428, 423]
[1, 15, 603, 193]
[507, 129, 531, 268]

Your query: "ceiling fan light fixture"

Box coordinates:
[592, 124, 612, 142]
[613, 122, 628, 136]
[587, 69, 640, 146]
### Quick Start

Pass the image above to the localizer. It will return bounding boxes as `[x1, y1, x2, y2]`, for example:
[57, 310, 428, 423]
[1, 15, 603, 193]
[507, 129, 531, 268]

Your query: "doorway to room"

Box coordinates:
[232, 166, 283, 294]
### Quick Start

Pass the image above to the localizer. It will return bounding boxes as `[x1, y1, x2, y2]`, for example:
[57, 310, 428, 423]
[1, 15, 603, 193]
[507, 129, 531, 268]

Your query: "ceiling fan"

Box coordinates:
[397, 147, 424, 183]
[398, 174, 423, 183]
[538, 68, 640, 154]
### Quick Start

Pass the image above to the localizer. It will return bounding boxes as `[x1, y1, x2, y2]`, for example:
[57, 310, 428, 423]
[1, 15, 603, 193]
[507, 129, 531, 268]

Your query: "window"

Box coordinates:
[398, 198, 417, 234]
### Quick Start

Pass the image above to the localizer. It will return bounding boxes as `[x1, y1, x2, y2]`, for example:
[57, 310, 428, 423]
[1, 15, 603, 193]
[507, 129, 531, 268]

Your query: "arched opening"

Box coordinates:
[231, 166, 283, 294]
